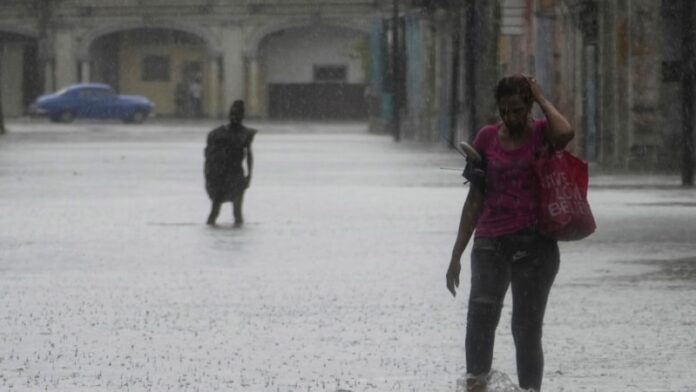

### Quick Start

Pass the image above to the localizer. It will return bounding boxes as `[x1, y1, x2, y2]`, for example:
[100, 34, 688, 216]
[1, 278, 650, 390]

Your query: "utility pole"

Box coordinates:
[682, 0, 695, 186]
[0, 43, 5, 135]
[462, 0, 499, 141]
[37, 0, 57, 94]
[449, 4, 461, 148]
[464, 0, 478, 140]
[391, 0, 401, 142]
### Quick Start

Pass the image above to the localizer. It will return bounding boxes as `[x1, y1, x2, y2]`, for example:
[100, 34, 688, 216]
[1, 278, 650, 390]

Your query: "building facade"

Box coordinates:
[2, 0, 693, 172]
[0, 0, 394, 119]
[494, 0, 692, 172]
[537, 0, 691, 171]
[368, 0, 693, 172]
[368, 0, 500, 145]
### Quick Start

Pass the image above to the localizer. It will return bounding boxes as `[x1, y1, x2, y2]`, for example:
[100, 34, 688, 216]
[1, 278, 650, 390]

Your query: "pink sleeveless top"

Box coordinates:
[472, 119, 547, 238]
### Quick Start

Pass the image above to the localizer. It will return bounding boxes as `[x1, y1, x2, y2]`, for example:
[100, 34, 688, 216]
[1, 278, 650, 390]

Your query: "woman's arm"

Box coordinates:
[526, 76, 574, 149]
[244, 130, 256, 187]
[446, 184, 485, 297]
[245, 145, 254, 187]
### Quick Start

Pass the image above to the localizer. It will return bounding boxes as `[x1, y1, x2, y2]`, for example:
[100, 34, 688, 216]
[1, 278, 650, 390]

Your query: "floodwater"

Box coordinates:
[1, 120, 695, 391]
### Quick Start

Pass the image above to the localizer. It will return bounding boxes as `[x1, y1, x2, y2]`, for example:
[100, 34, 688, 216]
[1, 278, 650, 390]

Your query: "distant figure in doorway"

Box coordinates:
[189, 77, 203, 117]
[204, 100, 257, 226]
[175, 81, 189, 116]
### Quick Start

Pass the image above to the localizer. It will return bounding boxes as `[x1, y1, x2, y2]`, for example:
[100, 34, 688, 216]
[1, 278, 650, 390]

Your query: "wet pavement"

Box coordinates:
[1, 120, 695, 391]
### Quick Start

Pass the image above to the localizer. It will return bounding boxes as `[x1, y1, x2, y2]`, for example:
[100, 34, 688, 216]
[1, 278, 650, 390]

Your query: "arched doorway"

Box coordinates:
[0, 31, 40, 117]
[256, 24, 370, 120]
[88, 28, 214, 118]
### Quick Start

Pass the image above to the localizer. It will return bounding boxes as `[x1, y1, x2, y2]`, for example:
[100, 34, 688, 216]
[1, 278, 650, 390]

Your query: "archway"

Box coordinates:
[253, 23, 370, 120]
[87, 28, 217, 117]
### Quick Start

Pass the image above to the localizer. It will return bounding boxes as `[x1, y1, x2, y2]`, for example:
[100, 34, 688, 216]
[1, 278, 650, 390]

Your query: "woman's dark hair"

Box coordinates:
[495, 75, 533, 106]
[230, 100, 245, 115]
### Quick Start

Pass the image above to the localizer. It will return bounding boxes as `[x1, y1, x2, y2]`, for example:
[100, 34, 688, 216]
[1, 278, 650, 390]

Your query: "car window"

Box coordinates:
[75, 88, 116, 98]
[94, 88, 117, 98]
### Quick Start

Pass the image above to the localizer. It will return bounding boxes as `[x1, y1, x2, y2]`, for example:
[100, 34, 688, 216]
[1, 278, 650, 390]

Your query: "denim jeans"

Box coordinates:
[465, 228, 560, 391]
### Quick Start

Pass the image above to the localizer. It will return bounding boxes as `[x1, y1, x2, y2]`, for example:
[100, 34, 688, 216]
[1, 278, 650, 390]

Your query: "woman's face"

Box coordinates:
[229, 106, 244, 125]
[497, 94, 531, 134]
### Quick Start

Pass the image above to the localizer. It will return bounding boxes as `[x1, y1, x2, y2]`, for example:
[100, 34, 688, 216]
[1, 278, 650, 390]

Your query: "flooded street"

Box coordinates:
[1, 120, 695, 391]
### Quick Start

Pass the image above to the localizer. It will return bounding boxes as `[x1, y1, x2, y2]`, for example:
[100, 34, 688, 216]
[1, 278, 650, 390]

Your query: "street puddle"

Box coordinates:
[146, 221, 199, 227]
[604, 257, 696, 286]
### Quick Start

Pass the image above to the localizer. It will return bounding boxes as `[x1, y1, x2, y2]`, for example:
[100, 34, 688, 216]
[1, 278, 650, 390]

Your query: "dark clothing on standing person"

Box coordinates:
[204, 110, 256, 227]
[204, 124, 256, 202]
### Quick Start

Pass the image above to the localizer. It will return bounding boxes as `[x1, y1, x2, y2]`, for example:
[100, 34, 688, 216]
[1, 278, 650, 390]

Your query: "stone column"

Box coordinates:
[535, 1, 556, 102]
[464, 0, 500, 134]
[598, 0, 617, 166]
[221, 27, 245, 114]
[627, 0, 661, 169]
[37, 34, 55, 93]
[54, 27, 78, 88]
[206, 56, 220, 117]
[1, 42, 25, 116]
[577, 1, 600, 162]
[80, 60, 90, 83]
[43, 60, 55, 93]
[572, 7, 584, 155]
[614, 0, 631, 168]
[247, 57, 262, 118]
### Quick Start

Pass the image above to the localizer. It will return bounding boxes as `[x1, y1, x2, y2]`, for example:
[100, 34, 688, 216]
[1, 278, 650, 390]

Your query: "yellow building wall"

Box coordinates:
[1, 42, 25, 116]
[119, 31, 209, 116]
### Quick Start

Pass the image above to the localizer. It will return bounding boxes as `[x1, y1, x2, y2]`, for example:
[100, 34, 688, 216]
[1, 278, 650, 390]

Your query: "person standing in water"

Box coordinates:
[204, 100, 257, 226]
[446, 75, 574, 392]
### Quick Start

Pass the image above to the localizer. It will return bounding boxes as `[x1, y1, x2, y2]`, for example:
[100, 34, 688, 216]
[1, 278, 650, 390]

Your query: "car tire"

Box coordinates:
[57, 110, 75, 123]
[125, 110, 147, 124]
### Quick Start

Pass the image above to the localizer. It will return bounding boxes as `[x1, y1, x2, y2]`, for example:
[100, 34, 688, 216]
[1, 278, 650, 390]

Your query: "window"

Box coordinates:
[313, 65, 347, 83]
[142, 55, 170, 82]
[92, 88, 116, 98]
[77, 89, 94, 98]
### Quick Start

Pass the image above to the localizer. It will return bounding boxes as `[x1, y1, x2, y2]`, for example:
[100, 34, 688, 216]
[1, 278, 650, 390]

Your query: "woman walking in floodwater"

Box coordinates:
[445, 75, 574, 392]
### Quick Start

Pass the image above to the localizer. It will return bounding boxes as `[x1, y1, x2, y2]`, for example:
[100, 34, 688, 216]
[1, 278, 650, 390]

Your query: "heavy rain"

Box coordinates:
[1, 1, 695, 392]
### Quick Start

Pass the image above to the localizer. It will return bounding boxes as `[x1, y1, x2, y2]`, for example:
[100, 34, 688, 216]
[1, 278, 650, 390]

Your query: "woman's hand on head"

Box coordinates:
[524, 75, 545, 104]
[522, 74, 575, 148]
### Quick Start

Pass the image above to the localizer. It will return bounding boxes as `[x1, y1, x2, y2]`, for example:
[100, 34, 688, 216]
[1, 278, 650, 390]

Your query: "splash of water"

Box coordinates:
[455, 369, 524, 392]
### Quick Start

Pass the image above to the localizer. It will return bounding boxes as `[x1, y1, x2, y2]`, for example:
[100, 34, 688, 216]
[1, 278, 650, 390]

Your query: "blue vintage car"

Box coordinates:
[30, 83, 155, 123]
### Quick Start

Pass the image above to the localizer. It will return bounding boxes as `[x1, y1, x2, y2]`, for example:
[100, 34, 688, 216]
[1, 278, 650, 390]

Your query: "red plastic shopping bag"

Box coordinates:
[535, 149, 596, 241]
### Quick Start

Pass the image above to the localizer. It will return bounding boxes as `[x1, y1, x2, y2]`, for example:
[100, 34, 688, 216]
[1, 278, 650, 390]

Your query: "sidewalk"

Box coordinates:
[589, 173, 684, 188]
